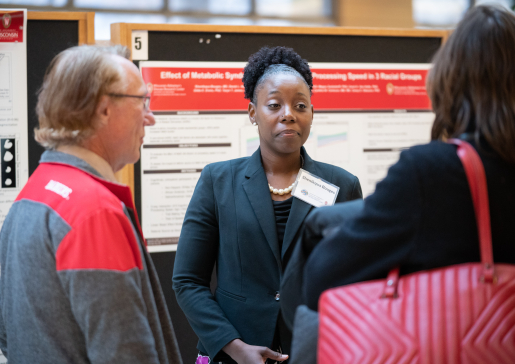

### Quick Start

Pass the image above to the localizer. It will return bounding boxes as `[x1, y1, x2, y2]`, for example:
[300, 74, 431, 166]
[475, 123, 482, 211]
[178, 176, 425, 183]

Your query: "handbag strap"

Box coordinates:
[448, 138, 495, 283]
[382, 139, 495, 298]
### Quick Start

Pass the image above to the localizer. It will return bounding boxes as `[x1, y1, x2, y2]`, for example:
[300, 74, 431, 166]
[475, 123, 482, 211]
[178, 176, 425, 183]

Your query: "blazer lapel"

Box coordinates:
[281, 147, 317, 259]
[243, 148, 282, 269]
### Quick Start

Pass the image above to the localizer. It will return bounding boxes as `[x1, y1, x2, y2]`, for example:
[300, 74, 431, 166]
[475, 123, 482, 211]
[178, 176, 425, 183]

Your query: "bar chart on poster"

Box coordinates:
[139, 61, 434, 252]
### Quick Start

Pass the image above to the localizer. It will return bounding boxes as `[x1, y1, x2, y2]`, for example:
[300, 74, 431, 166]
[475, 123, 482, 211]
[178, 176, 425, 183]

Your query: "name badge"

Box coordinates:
[292, 169, 340, 207]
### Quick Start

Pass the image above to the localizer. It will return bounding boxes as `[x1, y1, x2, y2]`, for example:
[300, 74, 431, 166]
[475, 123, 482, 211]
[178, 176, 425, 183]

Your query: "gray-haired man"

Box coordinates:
[0, 45, 182, 364]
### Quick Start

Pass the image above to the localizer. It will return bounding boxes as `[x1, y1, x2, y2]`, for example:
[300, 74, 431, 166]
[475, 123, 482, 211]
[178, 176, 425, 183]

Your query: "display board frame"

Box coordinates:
[110, 22, 449, 364]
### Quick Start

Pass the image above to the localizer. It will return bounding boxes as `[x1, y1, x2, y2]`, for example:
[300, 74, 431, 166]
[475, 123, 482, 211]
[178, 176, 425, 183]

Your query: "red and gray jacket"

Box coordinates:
[0, 150, 182, 364]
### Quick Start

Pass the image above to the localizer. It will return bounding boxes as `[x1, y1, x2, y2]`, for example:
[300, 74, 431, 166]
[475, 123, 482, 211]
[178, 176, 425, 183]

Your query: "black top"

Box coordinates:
[303, 141, 515, 311]
[273, 197, 293, 255]
[271, 196, 294, 354]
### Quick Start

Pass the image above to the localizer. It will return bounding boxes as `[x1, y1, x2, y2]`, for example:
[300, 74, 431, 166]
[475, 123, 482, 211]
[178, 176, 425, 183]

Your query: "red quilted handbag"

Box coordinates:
[318, 139, 515, 364]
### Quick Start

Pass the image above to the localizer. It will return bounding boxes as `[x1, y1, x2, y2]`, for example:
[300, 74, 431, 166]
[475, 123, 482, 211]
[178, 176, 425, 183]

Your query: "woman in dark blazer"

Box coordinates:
[302, 5, 515, 312]
[173, 46, 362, 364]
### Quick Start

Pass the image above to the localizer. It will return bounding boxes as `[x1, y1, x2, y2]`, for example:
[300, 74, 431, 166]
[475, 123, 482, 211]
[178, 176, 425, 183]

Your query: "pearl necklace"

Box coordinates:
[269, 182, 295, 195]
[268, 155, 304, 195]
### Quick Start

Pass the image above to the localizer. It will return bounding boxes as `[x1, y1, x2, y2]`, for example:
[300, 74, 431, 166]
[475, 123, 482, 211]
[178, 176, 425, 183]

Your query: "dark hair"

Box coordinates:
[428, 5, 515, 163]
[243, 46, 313, 104]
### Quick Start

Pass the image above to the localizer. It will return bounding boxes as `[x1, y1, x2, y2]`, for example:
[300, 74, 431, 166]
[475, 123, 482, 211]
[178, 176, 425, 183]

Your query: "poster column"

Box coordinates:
[0, 9, 28, 363]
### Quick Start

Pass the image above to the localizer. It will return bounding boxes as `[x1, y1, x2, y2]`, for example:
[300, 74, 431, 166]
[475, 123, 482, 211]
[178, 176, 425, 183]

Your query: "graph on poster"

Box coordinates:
[316, 127, 349, 165]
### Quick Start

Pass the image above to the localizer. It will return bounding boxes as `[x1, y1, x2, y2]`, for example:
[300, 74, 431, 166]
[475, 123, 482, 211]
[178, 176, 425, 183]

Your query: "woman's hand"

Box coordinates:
[223, 339, 289, 364]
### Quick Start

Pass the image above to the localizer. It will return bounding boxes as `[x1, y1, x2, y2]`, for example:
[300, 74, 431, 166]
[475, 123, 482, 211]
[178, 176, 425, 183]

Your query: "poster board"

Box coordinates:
[111, 22, 448, 363]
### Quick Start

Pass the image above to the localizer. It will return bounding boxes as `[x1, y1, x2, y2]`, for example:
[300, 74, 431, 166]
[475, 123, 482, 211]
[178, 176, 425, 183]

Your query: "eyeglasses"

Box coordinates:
[107, 93, 151, 110]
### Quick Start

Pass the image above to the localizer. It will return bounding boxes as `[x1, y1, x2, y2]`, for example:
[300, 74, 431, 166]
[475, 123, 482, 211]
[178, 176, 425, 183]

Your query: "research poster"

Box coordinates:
[0, 9, 28, 362]
[139, 61, 433, 252]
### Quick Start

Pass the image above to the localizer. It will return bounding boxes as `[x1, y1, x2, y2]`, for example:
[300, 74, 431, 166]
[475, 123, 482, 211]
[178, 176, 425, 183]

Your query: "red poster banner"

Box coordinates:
[141, 66, 431, 112]
[0, 11, 24, 43]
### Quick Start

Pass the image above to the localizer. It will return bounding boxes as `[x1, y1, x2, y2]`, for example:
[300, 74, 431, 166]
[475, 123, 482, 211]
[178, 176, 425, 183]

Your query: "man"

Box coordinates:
[0, 45, 182, 364]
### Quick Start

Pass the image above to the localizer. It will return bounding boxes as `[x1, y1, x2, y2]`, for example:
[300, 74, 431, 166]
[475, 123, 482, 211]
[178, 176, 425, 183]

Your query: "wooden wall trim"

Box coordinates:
[113, 22, 448, 39]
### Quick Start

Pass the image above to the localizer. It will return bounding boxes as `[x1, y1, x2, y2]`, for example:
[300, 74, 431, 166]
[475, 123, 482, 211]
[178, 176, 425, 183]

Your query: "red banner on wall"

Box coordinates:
[0, 11, 24, 43]
[141, 66, 431, 112]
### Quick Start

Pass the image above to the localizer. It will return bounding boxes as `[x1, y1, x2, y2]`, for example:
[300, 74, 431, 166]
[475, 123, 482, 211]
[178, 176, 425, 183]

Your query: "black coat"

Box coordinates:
[280, 199, 364, 330]
[172, 147, 362, 362]
[303, 141, 515, 311]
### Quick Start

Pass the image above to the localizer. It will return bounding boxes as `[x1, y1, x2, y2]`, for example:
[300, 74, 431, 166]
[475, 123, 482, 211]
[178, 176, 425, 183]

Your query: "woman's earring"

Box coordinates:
[253, 122, 257, 126]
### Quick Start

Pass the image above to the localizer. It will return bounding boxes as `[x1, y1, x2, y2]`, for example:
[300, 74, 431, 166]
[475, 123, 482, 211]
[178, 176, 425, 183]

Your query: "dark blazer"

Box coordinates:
[303, 141, 515, 311]
[172, 147, 362, 362]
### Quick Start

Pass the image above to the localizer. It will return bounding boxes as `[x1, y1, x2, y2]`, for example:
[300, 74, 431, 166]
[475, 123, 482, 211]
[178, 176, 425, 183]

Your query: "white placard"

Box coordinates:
[292, 168, 340, 207]
[131, 30, 148, 61]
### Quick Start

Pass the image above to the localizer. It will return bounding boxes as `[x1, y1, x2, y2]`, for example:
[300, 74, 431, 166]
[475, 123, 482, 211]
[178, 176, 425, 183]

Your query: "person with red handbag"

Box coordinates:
[301, 4, 515, 363]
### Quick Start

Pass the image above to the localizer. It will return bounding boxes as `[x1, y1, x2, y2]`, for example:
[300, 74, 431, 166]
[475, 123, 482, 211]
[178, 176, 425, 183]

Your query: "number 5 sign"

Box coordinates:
[132, 30, 148, 61]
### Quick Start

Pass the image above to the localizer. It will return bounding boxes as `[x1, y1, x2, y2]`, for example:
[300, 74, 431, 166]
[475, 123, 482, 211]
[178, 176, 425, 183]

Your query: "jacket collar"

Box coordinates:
[40, 149, 103, 178]
[243, 146, 317, 179]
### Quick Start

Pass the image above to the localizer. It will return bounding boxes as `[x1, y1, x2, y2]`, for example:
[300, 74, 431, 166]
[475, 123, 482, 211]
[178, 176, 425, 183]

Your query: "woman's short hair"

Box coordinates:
[243, 46, 313, 104]
[35, 45, 130, 149]
[428, 5, 515, 163]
